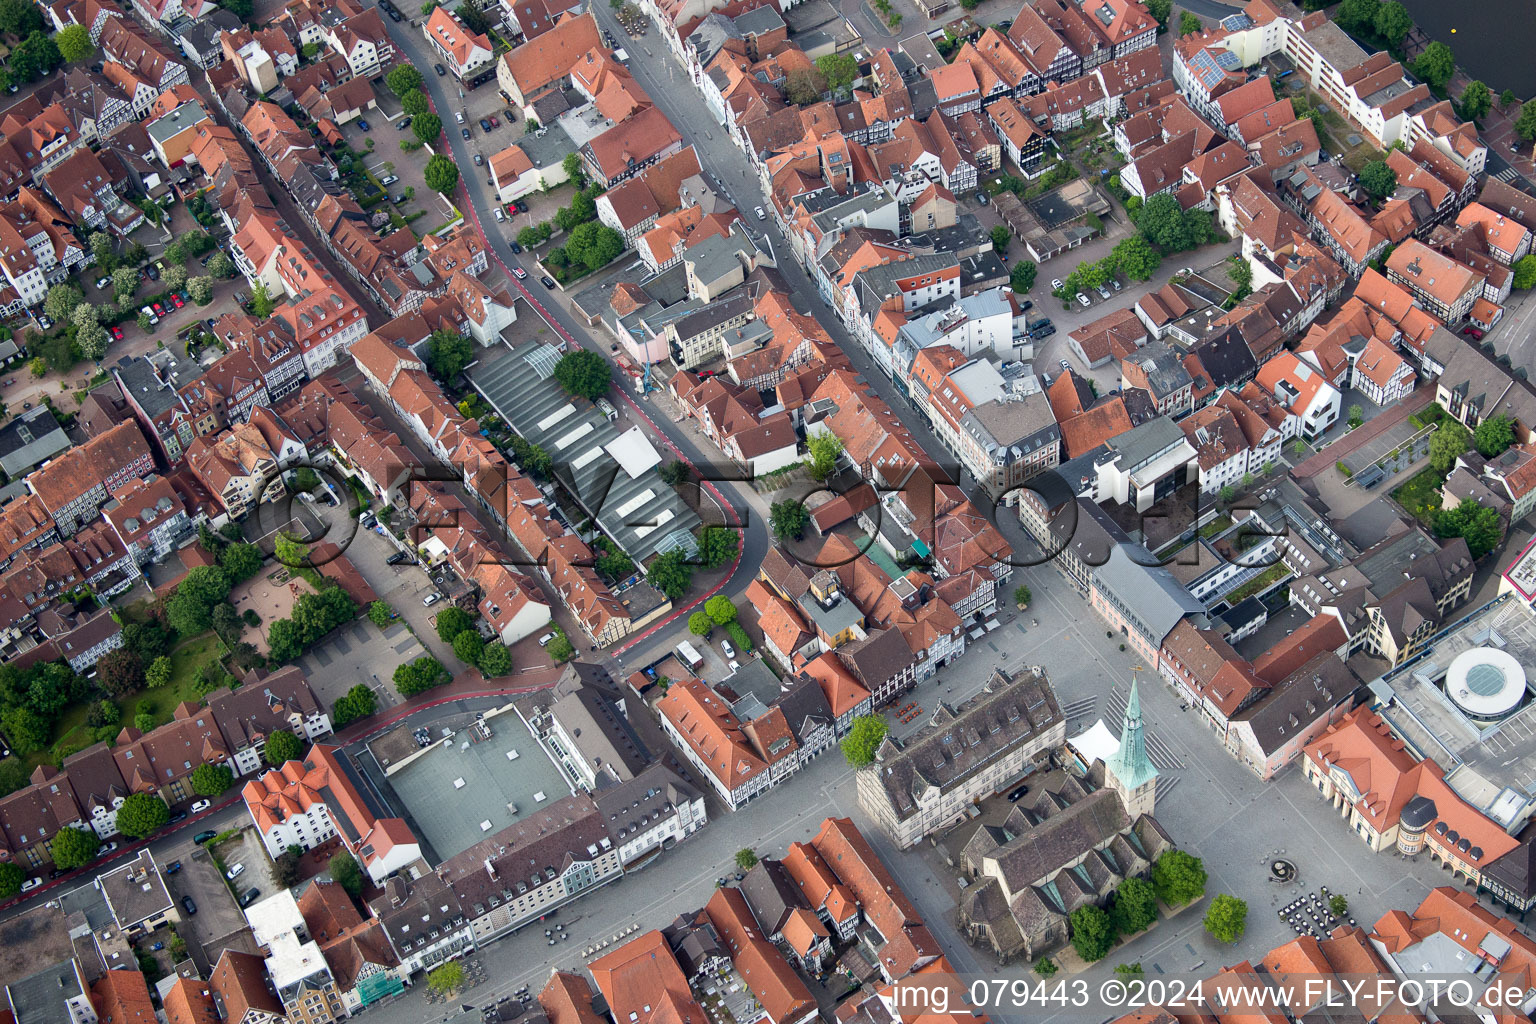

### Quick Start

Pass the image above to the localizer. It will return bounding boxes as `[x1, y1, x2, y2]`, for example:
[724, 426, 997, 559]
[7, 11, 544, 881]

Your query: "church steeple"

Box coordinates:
[1106, 677, 1158, 818]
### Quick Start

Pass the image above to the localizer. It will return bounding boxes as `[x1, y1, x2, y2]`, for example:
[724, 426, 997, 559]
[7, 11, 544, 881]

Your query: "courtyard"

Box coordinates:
[230, 567, 316, 656]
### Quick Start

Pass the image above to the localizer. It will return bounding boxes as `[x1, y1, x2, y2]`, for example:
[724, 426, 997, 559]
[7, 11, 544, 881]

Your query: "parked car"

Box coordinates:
[754, 206, 765, 220]
[423, 592, 442, 607]
[509, 241, 523, 253]
[181, 896, 197, 915]
[1110, 278, 1122, 292]
[1006, 784, 1030, 801]
[540, 275, 557, 289]
[164, 861, 182, 876]
[393, 193, 407, 203]
[1095, 284, 1111, 300]
[103, 842, 118, 854]
[503, 108, 516, 122]
[150, 942, 164, 951]
[1059, 359, 1071, 371]
[489, 116, 499, 127]
[473, 153, 484, 165]
[386, 552, 409, 565]
[435, 63, 447, 76]
[190, 799, 210, 813]
[1077, 292, 1092, 307]
[168, 811, 186, 824]
[462, 128, 471, 139]
[193, 830, 217, 844]
[19, 877, 41, 893]
[226, 863, 245, 880]
[140, 305, 158, 324]
[455, 111, 465, 123]
[358, 119, 370, 131]
[538, 632, 556, 646]
[396, 117, 412, 130]
[720, 638, 735, 658]
[380, 174, 398, 186]
[975, 191, 989, 205]
[170, 294, 184, 308]
[512, 267, 527, 280]
[94, 275, 110, 289]
[1050, 278, 1063, 290]
[479, 118, 491, 132]
[239, 887, 261, 908]
[144, 264, 159, 280]
[1020, 299, 1033, 311]
[1462, 326, 1485, 340]
[494, 207, 505, 222]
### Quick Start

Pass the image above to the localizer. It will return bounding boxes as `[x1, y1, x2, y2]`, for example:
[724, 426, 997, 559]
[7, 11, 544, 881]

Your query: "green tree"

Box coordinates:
[453, 630, 484, 664]
[1112, 235, 1162, 281]
[989, 224, 1010, 255]
[805, 431, 844, 480]
[187, 276, 213, 305]
[770, 499, 809, 542]
[428, 962, 465, 995]
[1014, 584, 1031, 606]
[1137, 194, 1195, 251]
[333, 683, 378, 727]
[814, 53, 858, 91]
[1177, 10, 1201, 35]
[1461, 80, 1492, 122]
[562, 151, 584, 183]
[368, 601, 394, 628]
[566, 221, 625, 271]
[191, 762, 234, 796]
[1435, 497, 1503, 558]
[688, 611, 712, 636]
[659, 460, 691, 486]
[402, 89, 430, 117]
[0, 862, 22, 898]
[1115, 963, 1145, 983]
[1204, 894, 1248, 943]
[1513, 254, 1536, 289]
[1335, 0, 1380, 32]
[136, 311, 153, 332]
[434, 606, 475, 644]
[386, 65, 423, 98]
[251, 282, 275, 318]
[1413, 41, 1455, 91]
[1329, 894, 1349, 917]
[394, 656, 450, 695]
[0, 0, 43, 37]
[1428, 419, 1472, 472]
[547, 634, 575, 662]
[163, 264, 188, 292]
[411, 112, 443, 147]
[1110, 877, 1159, 935]
[698, 526, 739, 569]
[425, 153, 460, 195]
[735, 848, 759, 871]
[424, 328, 473, 380]
[50, 826, 100, 870]
[0, 759, 28, 797]
[133, 712, 154, 733]
[1502, 89, 1519, 109]
[1357, 160, 1398, 204]
[43, 283, 82, 322]
[1475, 415, 1516, 457]
[1372, 0, 1412, 44]
[477, 643, 511, 677]
[784, 67, 826, 105]
[1009, 259, 1037, 293]
[1070, 904, 1116, 961]
[552, 349, 612, 400]
[1151, 849, 1207, 906]
[112, 265, 138, 301]
[1034, 958, 1058, 977]
[76, 320, 108, 362]
[264, 729, 304, 766]
[704, 595, 737, 626]
[328, 851, 364, 894]
[115, 793, 169, 839]
[9, 30, 60, 81]
[267, 618, 305, 663]
[145, 656, 172, 689]
[647, 549, 693, 600]
[840, 715, 889, 767]
[2, 707, 47, 755]
[219, 542, 262, 582]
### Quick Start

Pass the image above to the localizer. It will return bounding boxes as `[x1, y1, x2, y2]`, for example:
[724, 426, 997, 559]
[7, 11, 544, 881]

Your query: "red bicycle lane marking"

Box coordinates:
[456, 184, 746, 660]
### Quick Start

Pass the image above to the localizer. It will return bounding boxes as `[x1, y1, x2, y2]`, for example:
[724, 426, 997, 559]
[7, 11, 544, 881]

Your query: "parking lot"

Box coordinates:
[162, 844, 257, 975]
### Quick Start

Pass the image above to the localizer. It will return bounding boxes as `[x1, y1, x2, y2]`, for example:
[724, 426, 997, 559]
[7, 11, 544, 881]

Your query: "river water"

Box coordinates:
[1397, 0, 1536, 98]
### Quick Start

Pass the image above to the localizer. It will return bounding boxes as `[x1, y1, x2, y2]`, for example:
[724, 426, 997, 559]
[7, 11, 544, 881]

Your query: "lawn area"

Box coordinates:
[148, 632, 229, 724]
[1392, 466, 1446, 526]
[1198, 514, 1232, 540]
[1223, 563, 1291, 605]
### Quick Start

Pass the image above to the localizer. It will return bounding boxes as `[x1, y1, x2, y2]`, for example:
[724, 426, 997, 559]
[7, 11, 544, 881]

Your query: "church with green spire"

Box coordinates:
[1105, 677, 1159, 819]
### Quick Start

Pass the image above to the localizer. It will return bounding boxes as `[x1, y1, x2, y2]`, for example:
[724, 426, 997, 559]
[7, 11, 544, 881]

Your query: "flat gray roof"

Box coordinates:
[378, 708, 573, 861]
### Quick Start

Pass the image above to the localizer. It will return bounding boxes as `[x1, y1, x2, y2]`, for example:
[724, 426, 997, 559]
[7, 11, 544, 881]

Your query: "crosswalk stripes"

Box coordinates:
[1495, 168, 1519, 183]
[1156, 776, 1180, 799]
[1060, 697, 1098, 720]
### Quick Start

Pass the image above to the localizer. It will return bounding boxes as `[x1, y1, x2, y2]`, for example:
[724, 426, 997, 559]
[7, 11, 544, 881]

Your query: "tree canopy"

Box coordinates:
[1136, 194, 1217, 252]
[1515, 254, 1536, 290]
[264, 729, 305, 766]
[1009, 260, 1037, 293]
[1428, 419, 1472, 473]
[412, 112, 442, 146]
[50, 827, 100, 871]
[770, 500, 809, 542]
[1461, 80, 1492, 122]
[424, 153, 459, 194]
[328, 851, 364, 894]
[115, 793, 169, 839]
[784, 67, 826, 105]
[805, 431, 844, 480]
[1373, 0, 1411, 44]
[689, 612, 712, 636]
[647, 550, 693, 600]
[734, 848, 759, 870]
[1151, 849, 1207, 906]
[425, 328, 473, 380]
[402, 89, 430, 116]
[814, 53, 858, 91]
[1357, 161, 1398, 204]
[1435, 498, 1502, 558]
[1177, 10, 1201, 34]
[840, 715, 889, 767]
[704, 595, 737, 625]
[1110, 877, 1159, 935]
[478, 643, 512, 678]
[1070, 904, 1116, 961]
[1413, 41, 1455, 90]
[435, 607, 476, 643]
[332, 684, 378, 727]
[394, 656, 450, 695]
[191, 762, 234, 796]
[1474, 415, 1516, 458]
[1203, 894, 1248, 943]
[386, 65, 423, 98]
[552, 349, 612, 400]
[565, 221, 625, 271]
[1335, 0, 1379, 32]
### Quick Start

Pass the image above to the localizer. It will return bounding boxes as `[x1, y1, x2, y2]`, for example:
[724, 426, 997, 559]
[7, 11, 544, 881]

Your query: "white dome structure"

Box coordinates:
[1445, 647, 1527, 721]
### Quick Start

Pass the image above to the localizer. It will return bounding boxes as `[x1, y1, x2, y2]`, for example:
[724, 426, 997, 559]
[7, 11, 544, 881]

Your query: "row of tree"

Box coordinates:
[433, 607, 513, 677]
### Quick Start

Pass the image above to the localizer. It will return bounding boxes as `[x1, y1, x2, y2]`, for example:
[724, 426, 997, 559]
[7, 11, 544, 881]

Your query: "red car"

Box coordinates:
[109, 326, 124, 340]
[171, 294, 184, 308]
[1463, 326, 1485, 340]
[489, 116, 498, 127]
[152, 302, 165, 314]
